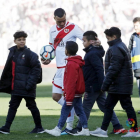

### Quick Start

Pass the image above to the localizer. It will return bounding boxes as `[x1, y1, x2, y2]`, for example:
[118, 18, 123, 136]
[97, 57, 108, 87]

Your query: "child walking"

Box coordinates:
[45, 41, 90, 136]
[0, 31, 44, 134]
[69, 31, 124, 135]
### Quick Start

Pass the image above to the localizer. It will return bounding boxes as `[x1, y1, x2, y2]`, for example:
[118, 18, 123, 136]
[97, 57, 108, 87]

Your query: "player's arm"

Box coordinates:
[74, 24, 83, 40]
[94, 36, 101, 46]
[74, 25, 101, 45]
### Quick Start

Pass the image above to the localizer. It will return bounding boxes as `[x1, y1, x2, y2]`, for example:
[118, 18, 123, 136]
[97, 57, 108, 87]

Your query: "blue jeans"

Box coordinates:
[57, 97, 88, 130]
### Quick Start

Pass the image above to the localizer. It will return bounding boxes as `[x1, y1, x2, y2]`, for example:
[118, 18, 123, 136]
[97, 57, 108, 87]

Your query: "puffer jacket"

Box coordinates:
[0, 46, 42, 98]
[83, 45, 105, 92]
[101, 38, 133, 95]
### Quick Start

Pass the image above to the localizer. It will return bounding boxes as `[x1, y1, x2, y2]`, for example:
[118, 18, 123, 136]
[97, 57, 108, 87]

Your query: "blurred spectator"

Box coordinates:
[0, 0, 140, 66]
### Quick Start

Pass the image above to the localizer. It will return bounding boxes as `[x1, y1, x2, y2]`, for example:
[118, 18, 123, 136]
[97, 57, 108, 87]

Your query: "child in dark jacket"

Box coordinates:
[90, 27, 139, 137]
[0, 31, 44, 134]
[69, 31, 124, 135]
[45, 41, 90, 136]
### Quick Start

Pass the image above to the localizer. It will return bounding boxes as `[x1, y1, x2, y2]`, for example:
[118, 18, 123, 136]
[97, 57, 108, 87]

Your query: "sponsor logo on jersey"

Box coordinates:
[64, 29, 69, 33]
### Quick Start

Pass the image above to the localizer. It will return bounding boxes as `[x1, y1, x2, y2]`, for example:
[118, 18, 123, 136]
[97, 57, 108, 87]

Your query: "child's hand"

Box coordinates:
[95, 37, 101, 46]
[41, 58, 51, 65]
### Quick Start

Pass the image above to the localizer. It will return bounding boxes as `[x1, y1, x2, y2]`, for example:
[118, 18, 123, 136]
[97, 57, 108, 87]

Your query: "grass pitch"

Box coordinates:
[0, 83, 140, 140]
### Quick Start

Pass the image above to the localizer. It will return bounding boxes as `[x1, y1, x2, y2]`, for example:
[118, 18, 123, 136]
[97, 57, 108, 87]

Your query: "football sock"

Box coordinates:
[66, 121, 73, 130]
[57, 96, 64, 106]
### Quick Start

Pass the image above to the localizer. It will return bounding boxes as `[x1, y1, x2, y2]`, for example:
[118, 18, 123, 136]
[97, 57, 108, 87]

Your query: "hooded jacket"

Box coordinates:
[101, 38, 133, 95]
[83, 45, 105, 92]
[64, 55, 85, 105]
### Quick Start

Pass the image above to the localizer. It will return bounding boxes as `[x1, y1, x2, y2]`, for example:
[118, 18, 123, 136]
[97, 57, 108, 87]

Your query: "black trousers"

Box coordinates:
[101, 93, 138, 131]
[77, 90, 120, 129]
[5, 95, 42, 129]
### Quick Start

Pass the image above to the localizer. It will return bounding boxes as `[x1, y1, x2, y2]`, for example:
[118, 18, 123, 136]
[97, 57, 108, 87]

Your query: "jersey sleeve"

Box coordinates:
[74, 24, 84, 40]
[49, 29, 53, 45]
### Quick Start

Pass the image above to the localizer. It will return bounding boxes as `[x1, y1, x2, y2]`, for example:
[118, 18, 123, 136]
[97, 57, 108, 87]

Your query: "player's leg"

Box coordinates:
[52, 69, 63, 103]
[52, 68, 75, 131]
[52, 84, 74, 131]
[24, 97, 44, 133]
[0, 95, 22, 134]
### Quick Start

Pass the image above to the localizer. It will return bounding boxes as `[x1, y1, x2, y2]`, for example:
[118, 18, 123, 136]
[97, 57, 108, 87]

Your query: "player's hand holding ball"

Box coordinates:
[40, 45, 55, 65]
[41, 58, 51, 65]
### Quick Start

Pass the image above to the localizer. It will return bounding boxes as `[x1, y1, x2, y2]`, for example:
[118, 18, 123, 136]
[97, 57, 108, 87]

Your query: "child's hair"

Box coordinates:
[13, 31, 28, 40]
[83, 31, 98, 41]
[66, 41, 78, 55]
[133, 17, 140, 23]
[104, 27, 121, 39]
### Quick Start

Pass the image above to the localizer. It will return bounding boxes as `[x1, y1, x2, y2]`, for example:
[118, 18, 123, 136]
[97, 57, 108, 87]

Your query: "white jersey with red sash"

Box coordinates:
[49, 22, 83, 68]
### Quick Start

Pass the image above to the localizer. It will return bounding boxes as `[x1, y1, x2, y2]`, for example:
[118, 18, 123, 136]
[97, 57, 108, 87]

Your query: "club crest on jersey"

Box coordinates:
[64, 29, 69, 33]
[22, 54, 25, 59]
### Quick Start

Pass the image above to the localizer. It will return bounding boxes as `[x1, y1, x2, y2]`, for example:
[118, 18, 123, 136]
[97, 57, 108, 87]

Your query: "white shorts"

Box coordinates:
[52, 67, 65, 94]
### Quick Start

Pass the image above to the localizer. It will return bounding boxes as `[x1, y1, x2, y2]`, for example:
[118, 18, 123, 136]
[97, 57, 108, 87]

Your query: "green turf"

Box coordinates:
[0, 82, 140, 139]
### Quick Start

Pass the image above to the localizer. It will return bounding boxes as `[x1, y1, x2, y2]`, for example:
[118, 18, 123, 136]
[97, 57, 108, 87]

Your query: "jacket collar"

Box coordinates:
[9, 46, 27, 51]
[107, 38, 122, 46]
[83, 45, 93, 53]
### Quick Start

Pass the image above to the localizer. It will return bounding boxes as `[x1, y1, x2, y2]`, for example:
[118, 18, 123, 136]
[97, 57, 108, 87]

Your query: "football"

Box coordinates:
[40, 45, 55, 60]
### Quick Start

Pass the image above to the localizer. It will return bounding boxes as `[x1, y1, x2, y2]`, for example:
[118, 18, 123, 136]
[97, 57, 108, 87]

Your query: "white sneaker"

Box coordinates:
[69, 127, 90, 136]
[90, 128, 108, 137]
[121, 130, 140, 137]
[45, 126, 61, 136]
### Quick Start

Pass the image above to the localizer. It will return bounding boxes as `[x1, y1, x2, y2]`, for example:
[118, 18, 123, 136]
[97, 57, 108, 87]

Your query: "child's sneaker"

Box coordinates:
[67, 127, 90, 136]
[90, 128, 108, 137]
[30, 127, 45, 133]
[121, 130, 140, 137]
[109, 125, 125, 134]
[0, 126, 10, 134]
[61, 128, 70, 135]
[66, 127, 82, 135]
[45, 126, 61, 136]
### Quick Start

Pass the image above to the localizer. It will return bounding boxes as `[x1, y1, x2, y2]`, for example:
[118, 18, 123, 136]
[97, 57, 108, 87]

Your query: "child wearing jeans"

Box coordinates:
[45, 41, 90, 136]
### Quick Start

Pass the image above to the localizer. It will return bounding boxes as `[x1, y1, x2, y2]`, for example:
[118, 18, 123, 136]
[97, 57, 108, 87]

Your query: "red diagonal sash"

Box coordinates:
[54, 24, 75, 49]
